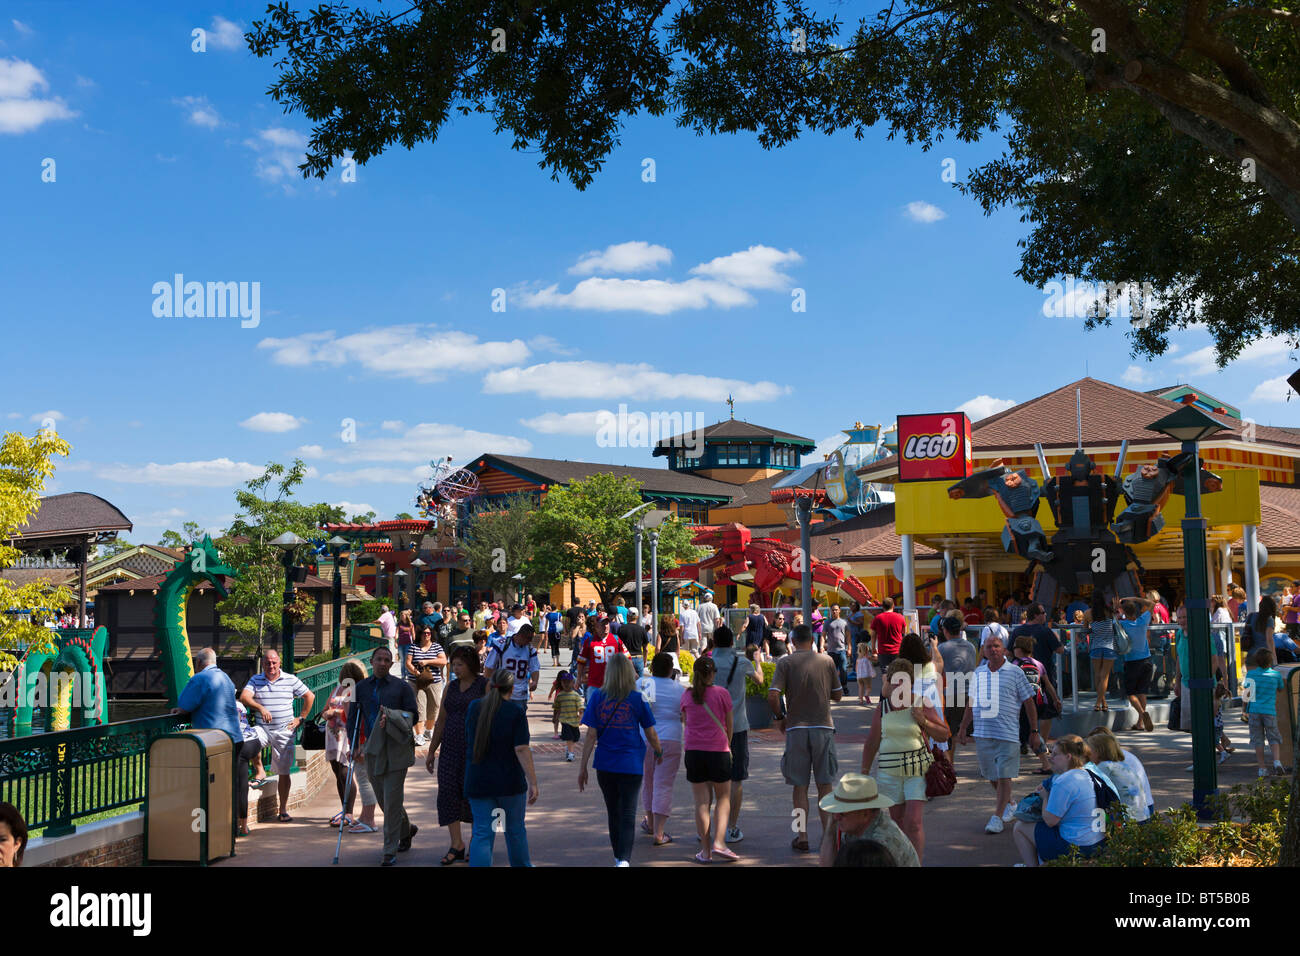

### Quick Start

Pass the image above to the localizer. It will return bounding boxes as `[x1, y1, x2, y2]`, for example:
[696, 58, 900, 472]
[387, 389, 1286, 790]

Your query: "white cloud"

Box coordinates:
[173, 95, 220, 129]
[322, 422, 532, 464]
[239, 411, 304, 433]
[96, 458, 265, 487]
[957, 395, 1017, 421]
[12, 19, 33, 37]
[244, 126, 308, 183]
[905, 201, 947, 223]
[0, 58, 76, 134]
[1121, 365, 1153, 386]
[381, 420, 405, 432]
[207, 16, 244, 51]
[1174, 335, 1295, 375]
[1250, 375, 1295, 403]
[521, 277, 753, 314]
[570, 241, 672, 275]
[689, 245, 802, 290]
[75, 75, 95, 88]
[520, 411, 607, 435]
[527, 334, 576, 356]
[29, 409, 64, 423]
[485, 362, 789, 402]
[331, 500, 376, 516]
[0, 59, 42, 97]
[6, 412, 22, 419]
[296, 444, 325, 457]
[258, 326, 529, 383]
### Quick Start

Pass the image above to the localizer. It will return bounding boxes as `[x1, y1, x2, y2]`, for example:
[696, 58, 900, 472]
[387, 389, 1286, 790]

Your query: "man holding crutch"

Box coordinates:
[347, 646, 418, 866]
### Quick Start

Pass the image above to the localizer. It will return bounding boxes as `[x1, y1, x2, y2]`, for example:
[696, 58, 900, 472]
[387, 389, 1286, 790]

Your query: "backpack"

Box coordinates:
[1016, 657, 1045, 706]
[1086, 768, 1122, 825]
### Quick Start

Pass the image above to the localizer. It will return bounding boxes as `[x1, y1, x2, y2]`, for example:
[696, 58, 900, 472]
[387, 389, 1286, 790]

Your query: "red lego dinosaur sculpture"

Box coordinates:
[691, 523, 873, 606]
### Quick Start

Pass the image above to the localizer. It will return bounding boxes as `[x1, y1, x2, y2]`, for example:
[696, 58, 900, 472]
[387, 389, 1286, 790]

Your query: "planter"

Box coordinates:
[746, 696, 772, 730]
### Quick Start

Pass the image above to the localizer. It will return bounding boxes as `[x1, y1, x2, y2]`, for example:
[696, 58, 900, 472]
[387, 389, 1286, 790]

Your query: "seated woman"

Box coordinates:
[1012, 734, 1107, 866]
[1083, 731, 1149, 822]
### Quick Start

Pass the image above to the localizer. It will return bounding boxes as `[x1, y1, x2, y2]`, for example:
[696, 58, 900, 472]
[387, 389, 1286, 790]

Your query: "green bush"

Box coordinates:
[677, 650, 695, 682]
[747, 661, 777, 698]
[348, 598, 385, 624]
[1049, 776, 1286, 867]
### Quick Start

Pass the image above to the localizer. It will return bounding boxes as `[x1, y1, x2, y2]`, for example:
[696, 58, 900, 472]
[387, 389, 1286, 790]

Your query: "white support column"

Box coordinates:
[944, 548, 955, 602]
[1244, 524, 1262, 610]
[968, 551, 977, 601]
[1219, 541, 1233, 594]
[900, 534, 916, 614]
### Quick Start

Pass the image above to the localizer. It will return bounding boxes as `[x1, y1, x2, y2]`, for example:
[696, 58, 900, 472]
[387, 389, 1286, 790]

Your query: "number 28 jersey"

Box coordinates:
[485, 638, 540, 700]
[578, 634, 627, 689]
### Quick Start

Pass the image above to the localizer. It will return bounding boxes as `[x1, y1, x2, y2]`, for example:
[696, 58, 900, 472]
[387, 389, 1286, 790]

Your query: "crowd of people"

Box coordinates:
[5, 579, 1285, 870]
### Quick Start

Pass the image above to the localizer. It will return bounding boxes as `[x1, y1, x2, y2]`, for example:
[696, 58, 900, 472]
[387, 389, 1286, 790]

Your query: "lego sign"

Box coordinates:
[897, 413, 973, 482]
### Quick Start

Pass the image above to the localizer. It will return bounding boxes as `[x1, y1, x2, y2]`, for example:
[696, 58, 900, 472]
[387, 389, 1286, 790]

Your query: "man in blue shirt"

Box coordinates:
[174, 647, 240, 744]
[1118, 597, 1156, 732]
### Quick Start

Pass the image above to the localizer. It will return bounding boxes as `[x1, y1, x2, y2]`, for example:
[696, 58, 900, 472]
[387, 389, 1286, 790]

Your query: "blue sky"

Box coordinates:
[2, 4, 1295, 545]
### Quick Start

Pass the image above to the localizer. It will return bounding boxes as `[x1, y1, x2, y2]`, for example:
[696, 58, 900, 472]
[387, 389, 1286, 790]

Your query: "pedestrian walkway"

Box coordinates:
[224, 659, 1267, 867]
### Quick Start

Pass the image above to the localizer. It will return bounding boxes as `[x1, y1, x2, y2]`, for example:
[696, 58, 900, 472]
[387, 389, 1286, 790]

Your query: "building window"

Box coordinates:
[676, 502, 708, 525]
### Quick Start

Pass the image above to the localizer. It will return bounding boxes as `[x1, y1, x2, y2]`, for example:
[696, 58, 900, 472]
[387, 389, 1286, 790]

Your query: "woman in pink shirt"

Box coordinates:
[679, 657, 736, 863]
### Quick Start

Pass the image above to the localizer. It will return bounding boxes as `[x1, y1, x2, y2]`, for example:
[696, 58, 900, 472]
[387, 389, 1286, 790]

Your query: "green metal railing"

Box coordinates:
[0, 714, 189, 836]
[296, 654, 362, 725]
[347, 625, 386, 655]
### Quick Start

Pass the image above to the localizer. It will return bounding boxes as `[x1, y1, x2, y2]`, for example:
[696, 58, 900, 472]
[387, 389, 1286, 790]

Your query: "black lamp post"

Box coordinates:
[270, 532, 306, 673]
[395, 569, 408, 611]
[1148, 404, 1225, 816]
[327, 535, 349, 660]
[410, 557, 426, 609]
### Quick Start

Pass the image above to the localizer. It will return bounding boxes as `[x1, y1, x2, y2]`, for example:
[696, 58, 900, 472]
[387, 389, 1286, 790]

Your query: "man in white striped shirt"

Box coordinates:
[956, 635, 1040, 835]
[240, 649, 315, 822]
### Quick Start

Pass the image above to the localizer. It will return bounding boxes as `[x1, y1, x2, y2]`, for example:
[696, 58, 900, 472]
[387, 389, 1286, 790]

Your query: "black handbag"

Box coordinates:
[301, 717, 326, 750]
[1166, 693, 1182, 732]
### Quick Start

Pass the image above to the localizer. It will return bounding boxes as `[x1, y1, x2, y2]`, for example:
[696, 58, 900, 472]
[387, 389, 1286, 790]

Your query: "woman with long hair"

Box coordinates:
[578, 654, 662, 866]
[397, 609, 415, 678]
[462, 668, 538, 867]
[1088, 594, 1119, 711]
[860, 658, 949, 862]
[426, 646, 488, 864]
[679, 656, 736, 863]
[640, 650, 686, 846]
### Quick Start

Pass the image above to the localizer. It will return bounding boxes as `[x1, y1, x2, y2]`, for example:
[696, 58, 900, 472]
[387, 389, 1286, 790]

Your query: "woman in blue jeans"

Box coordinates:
[464, 669, 540, 867]
[578, 653, 662, 866]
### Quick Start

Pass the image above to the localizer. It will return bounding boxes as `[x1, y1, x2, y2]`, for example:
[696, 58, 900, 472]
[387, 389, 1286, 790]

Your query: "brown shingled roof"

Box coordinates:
[809, 505, 937, 562]
[480, 454, 739, 500]
[13, 493, 132, 542]
[1251, 485, 1300, 553]
[653, 419, 814, 452]
[97, 572, 334, 592]
[861, 377, 1300, 479]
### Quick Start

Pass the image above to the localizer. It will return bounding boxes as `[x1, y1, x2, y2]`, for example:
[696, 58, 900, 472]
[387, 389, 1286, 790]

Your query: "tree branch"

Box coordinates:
[1211, 6, 1299, 24]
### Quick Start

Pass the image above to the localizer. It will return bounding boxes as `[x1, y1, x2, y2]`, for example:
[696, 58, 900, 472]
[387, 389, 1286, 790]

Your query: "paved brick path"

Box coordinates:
[223, 661, 1266, 868]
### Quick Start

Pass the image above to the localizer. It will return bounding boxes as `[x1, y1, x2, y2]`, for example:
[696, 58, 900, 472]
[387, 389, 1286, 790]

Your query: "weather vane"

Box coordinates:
[726, 394, 735, 419]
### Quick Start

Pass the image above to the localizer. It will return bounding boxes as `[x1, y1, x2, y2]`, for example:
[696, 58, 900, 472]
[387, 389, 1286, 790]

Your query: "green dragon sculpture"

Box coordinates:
[154, 535, 236, 707]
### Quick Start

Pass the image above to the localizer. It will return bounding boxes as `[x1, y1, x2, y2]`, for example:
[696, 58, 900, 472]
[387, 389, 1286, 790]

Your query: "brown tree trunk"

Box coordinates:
[1281, 763, 1300, 866]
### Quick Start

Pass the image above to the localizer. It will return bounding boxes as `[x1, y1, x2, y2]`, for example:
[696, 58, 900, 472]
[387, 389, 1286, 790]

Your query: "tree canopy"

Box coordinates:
[0, 429, 76, 670]
[248, 0, 1299, 365]
[526, 473, 704, 605]
[459, 493, 545, 600]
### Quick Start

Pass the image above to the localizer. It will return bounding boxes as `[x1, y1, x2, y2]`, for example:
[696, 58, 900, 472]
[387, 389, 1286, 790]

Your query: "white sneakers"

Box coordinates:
[1001, 803, 1016, 824]
[985, 814, 1004, 834]
[725, 826, 743, 844]
[615, 859, 630, 867]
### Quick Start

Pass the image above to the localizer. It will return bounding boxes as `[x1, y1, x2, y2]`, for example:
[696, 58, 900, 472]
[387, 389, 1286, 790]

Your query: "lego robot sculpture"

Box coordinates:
[948, 447, 1220, 609]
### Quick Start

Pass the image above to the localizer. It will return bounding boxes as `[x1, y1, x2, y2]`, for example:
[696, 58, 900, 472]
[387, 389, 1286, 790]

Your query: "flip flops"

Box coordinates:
[348, 821, 378, 833]
[329, 811, 352, 827]
[693, 851, 711, 864]
[653, 834, 673, 846]
[711, 847, 740, 862]
[791, 836, 811, 853]
[639, 820, 653, 835]
[249, 778, 269, 790]
[277, 812, 293, 823]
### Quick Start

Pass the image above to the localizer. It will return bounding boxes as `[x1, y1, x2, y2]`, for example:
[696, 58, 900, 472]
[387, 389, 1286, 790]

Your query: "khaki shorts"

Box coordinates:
[875, 767, 929, 804]
[975, 737, 1020, 781]
[1248, 712, 1281, 749]
[781, 727, 839, 787]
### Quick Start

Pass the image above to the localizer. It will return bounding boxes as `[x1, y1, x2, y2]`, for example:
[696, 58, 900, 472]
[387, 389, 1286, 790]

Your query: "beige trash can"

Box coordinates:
[145, 728, 235, 865]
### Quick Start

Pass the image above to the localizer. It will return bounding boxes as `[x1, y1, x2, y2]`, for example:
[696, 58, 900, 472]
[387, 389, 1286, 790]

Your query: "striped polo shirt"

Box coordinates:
[407, 643, 446, 684]
[968, 661, 1034, 743]
[245, 672, 309, 728]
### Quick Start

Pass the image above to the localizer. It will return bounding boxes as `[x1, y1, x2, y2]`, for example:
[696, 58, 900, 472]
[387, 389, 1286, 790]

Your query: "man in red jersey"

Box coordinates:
[576, 616, 627, 702]
[870, 597, 906, 671]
